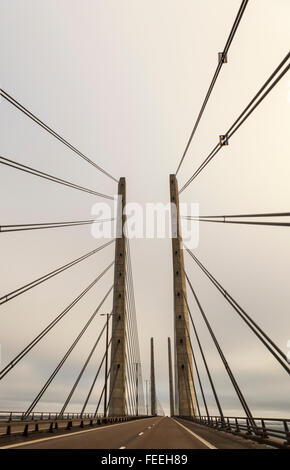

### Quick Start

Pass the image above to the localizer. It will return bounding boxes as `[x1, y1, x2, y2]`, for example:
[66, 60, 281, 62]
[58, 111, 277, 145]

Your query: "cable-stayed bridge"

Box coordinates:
[0, 0, 289, 450]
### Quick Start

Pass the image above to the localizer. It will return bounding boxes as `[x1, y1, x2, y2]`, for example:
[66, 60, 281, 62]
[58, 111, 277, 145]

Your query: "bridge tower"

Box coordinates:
[109, 177, 127, 416]
[169, 174, 196, 417]
[150, 337, 156, 416]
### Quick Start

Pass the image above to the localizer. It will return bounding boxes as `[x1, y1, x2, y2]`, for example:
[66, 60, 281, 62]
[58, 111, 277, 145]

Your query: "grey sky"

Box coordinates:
[0, 0, 289, 417]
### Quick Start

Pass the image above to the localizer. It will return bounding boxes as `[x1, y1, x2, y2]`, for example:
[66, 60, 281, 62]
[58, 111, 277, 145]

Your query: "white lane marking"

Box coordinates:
[138, 432, 144, 436]
[0, 418, 153, 449]
[119, 446, 126, 449]
[173, 418, 217, 450]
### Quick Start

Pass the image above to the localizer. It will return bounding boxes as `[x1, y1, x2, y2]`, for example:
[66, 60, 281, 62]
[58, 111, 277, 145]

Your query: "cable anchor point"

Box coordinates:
[219, 134, 229, 146]
[218, 52, 227, 64]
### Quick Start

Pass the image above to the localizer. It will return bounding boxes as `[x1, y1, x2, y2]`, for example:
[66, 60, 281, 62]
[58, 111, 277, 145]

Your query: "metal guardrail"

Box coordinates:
[180, 415, 290, 448]
[0, 411, 102, 422]
[0, 411, 149, 438]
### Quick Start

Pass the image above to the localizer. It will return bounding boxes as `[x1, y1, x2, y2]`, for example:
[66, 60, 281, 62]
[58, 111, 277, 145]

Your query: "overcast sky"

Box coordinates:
[0, 0, 289, 418]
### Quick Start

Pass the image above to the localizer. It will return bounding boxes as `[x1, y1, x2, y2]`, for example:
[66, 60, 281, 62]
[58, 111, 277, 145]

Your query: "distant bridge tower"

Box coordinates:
[169, 174, 196, 417]
[109, 177, 127, 416]
[150, 337, 157, 416]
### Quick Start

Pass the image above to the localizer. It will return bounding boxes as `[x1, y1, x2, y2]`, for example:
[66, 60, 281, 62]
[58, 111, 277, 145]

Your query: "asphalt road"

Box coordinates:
[1, 417, 211, 449]
[0, 417, 272, 449]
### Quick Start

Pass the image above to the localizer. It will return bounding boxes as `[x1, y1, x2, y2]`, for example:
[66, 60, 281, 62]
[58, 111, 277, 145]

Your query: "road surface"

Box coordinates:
[0, 417, 271, 449]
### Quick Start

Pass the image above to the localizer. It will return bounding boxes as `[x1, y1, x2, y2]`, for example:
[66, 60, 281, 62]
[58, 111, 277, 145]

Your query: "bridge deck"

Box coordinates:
[0, 417, 274, 450]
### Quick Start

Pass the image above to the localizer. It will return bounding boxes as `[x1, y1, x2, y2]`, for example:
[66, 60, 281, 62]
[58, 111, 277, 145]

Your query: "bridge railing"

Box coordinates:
[0, 411, 149, 437]
[181, 415, 290, 447]
[0, 411, 102, 422]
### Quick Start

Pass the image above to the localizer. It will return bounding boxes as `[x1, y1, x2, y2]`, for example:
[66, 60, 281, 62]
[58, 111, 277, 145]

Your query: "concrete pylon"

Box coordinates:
[169, 174, 196, 417]
[168, 337, 174, 417]
[109, 177, 126, 416]
[150, 338, 156, 416]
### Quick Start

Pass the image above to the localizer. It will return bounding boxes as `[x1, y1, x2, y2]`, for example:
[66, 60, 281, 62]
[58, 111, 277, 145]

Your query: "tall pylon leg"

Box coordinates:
[169, 174, 196, 417]
[109, 177, 126, 416]
[150, 337, 156, 416]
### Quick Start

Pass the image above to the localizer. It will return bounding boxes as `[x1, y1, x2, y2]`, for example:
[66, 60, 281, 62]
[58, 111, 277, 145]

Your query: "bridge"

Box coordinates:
[0, 0, 289, 452]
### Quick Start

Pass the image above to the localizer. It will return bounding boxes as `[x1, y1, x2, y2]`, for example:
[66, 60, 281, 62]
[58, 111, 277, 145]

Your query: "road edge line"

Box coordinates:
[172, 418, 217, 449]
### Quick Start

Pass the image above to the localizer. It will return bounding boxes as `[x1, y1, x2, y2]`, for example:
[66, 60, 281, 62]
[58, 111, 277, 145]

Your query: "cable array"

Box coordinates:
[179, 52, 290, 193]
[181, 212, 290, 228]
[0, 88, 118, 182]
[174, 35, 290, 421]
[125, 239, 146, 415]
[184, 247, 289, 374]
[0, 155, 114, 200]
[176, 0, 249, 175]
[0, 218, 115, 233]
[0, 240, 115, 305]
[0, 262, 114, 382]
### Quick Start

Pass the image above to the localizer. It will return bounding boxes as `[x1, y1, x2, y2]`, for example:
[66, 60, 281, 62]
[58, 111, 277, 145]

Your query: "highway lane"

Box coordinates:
[0, 417, 213, 449]
[175, 419, 271, 449]
[127, 417, 212, 449]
